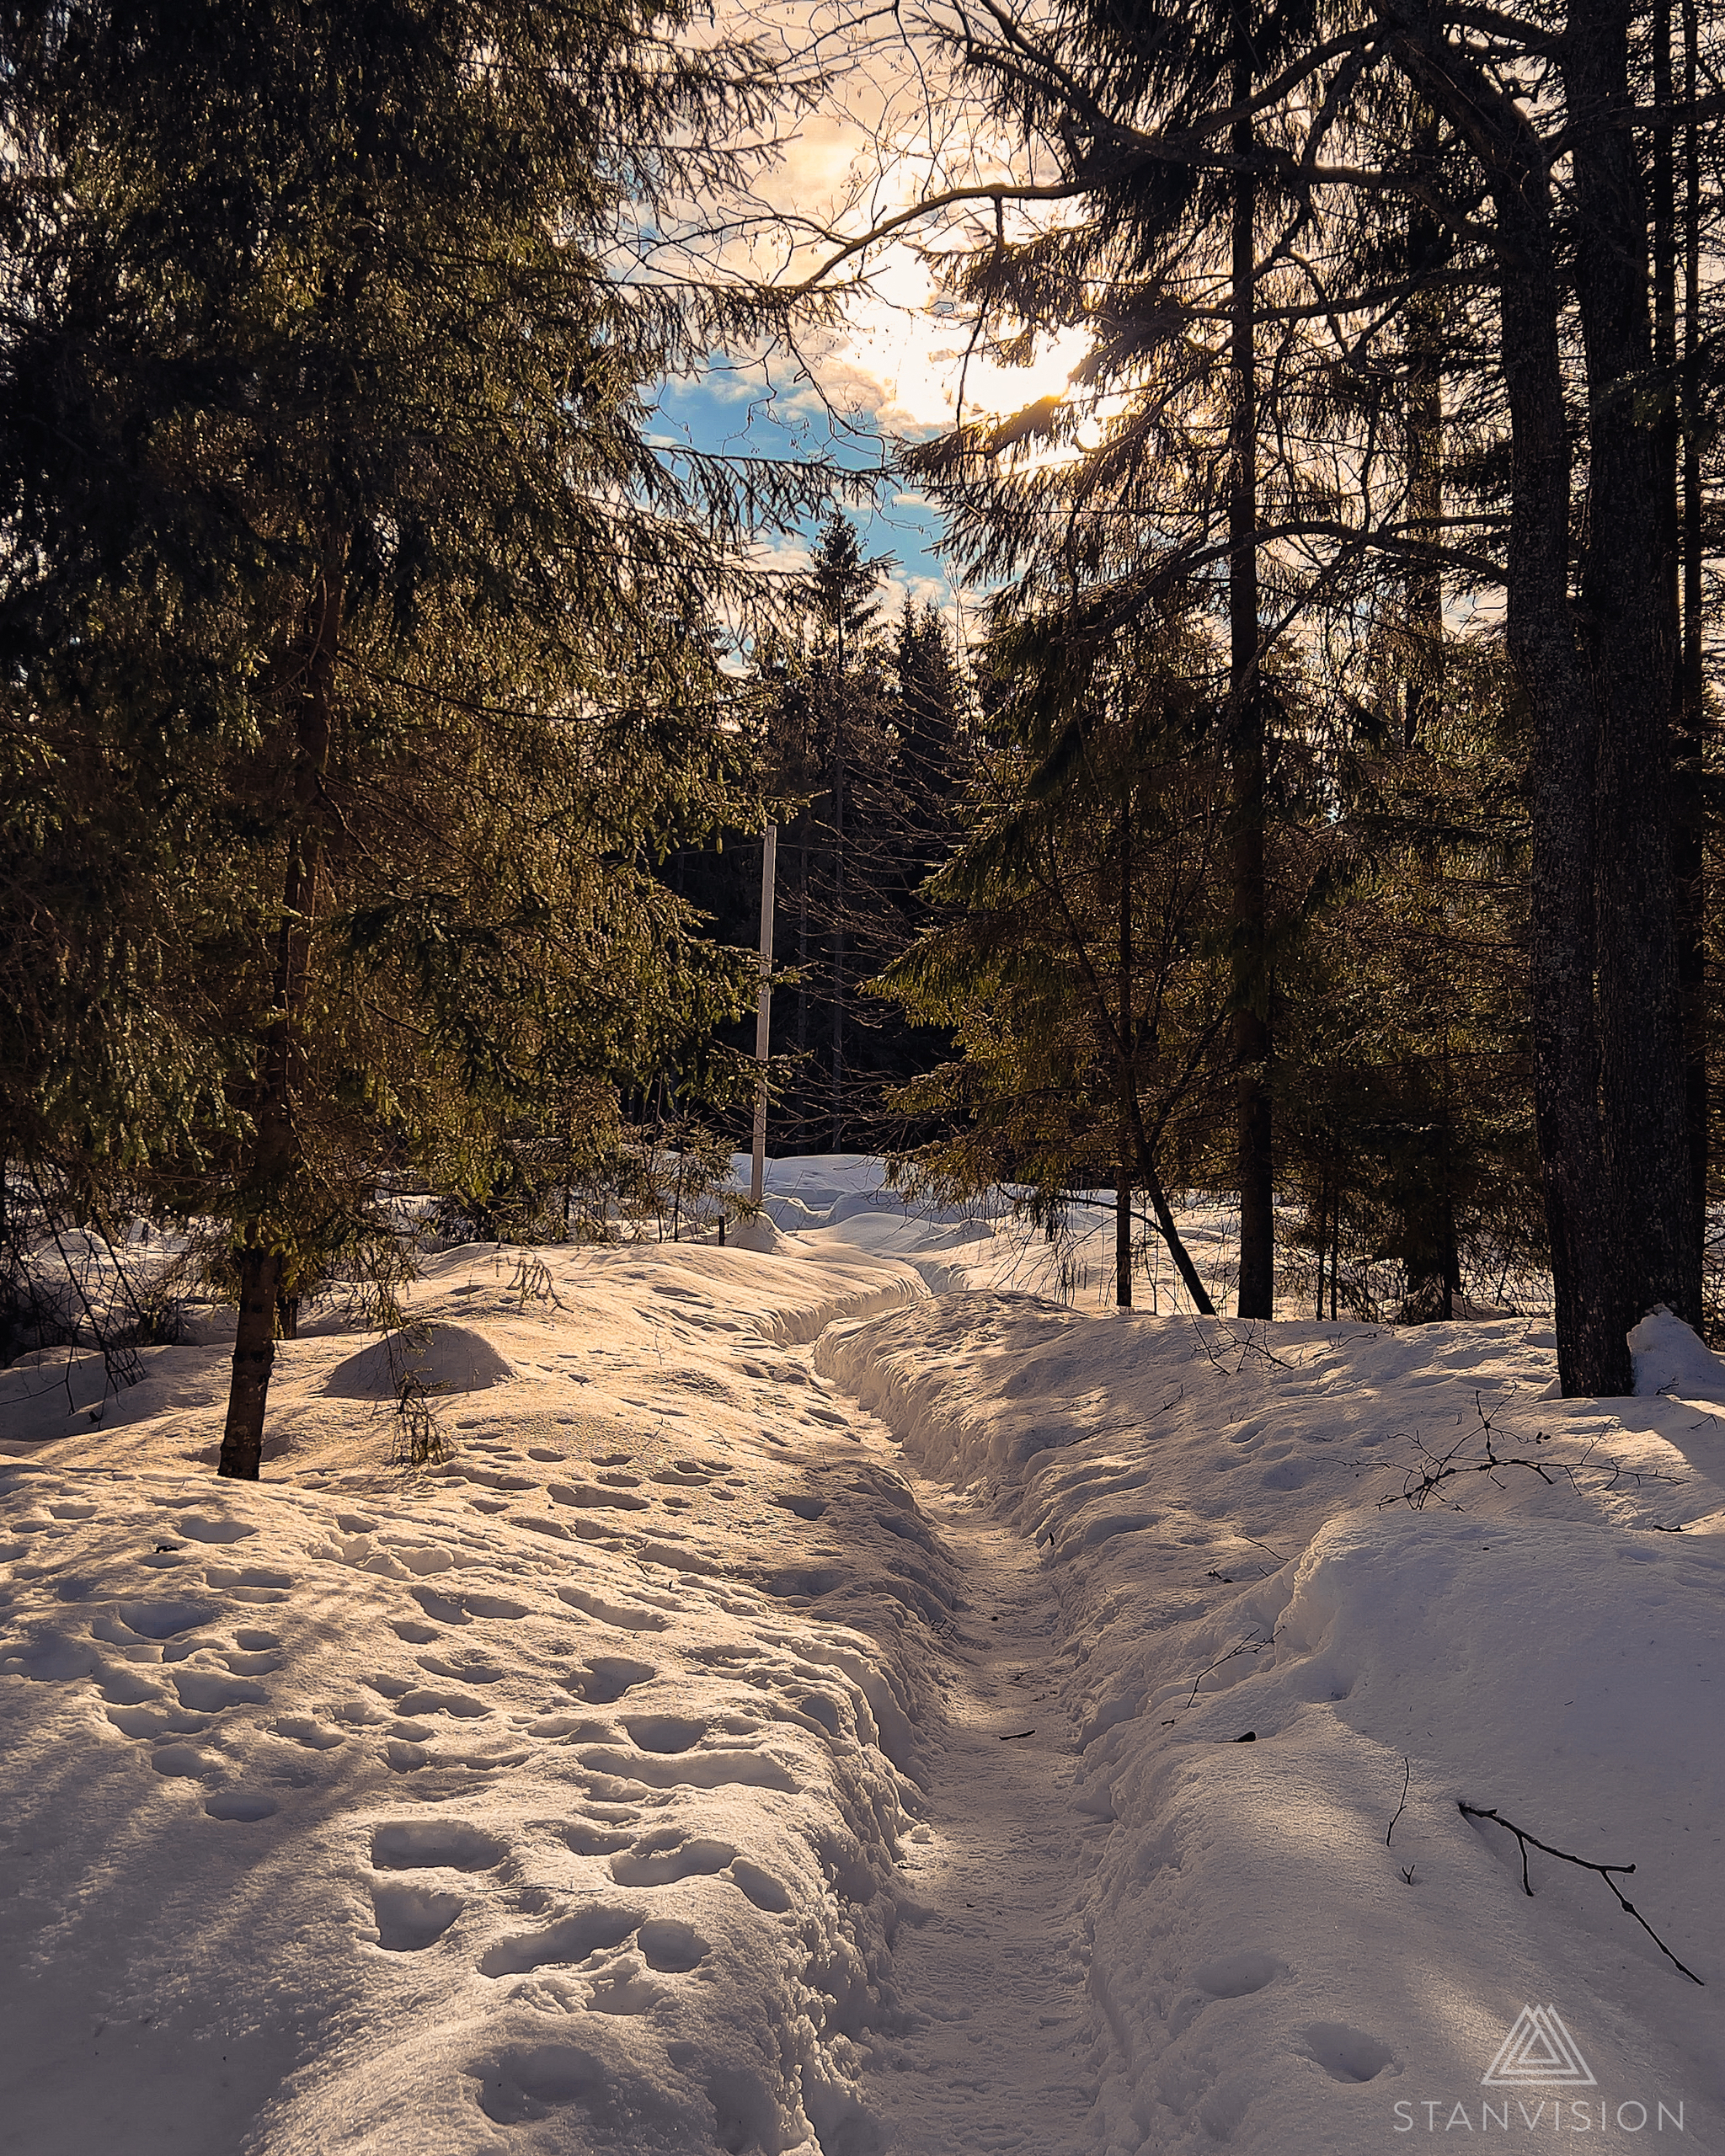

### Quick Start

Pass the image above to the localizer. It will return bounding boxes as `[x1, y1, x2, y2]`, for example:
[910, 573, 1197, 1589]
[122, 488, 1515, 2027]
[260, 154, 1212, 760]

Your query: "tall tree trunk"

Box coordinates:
[796, 811, 809, 1140]
[1116, 800, 1133, 1309]
[218, 538, 344, 1478]
[830, 693, 846, 1151]
[1680, 0, 1708, 1267]
[1230, 3, 1274, 1319]
[1376, 0, 1624, 1393]
[1404, 106, 1445, 751]
[1564, 0, 1697, 1331]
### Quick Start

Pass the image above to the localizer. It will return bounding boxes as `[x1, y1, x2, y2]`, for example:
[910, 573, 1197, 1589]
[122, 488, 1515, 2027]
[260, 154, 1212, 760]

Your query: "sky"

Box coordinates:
[643, 17, 1084, 642]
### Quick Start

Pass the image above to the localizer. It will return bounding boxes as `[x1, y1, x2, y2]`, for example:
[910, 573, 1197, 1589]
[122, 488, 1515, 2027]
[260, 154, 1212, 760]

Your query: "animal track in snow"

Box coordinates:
[563, 1819, 636, 1856]
[462, 1593, 531, 1620]
[390, 1686, 491, 1719]
[621, 1713, 704, 1754]
[578, 1743, 798, 1793]
[636, 1917, 707, 1972]
[203, 1565, 292, 1597]
[580, 1953, 660, 2015]
[548, 1481, 651, 1512]
[116, 1599, 216, 1639]
[728, 1858, 792, 1913]
[151, 1742, 222, 1778]
[1192, 1951, 1284, 1999]
[275, 1716, 347, 1750]
[108, 1704, 207, 1739]
[171, 1668, 269, 1711]
[557, 1585, 667, 1632]
[471, 2042, 610, 2127]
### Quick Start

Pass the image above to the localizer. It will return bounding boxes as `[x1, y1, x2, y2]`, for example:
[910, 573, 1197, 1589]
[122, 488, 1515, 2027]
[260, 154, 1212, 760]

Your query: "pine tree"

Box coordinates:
[883, 590, 1227, 1311]
[0, 0, 790, 1472]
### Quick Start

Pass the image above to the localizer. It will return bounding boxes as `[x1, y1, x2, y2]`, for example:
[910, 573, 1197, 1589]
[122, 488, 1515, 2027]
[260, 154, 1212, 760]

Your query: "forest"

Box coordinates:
[3, 0, 1723, 1473]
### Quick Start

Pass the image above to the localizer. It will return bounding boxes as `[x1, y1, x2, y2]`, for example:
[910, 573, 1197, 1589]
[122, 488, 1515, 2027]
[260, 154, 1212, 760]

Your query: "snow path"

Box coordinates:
[853, 1466, 1099, 2154]
[8, 1157, 1725, 2154]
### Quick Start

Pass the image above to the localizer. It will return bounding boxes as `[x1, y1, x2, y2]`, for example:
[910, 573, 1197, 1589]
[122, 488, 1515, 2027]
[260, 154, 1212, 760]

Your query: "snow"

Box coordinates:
[3, 1160, 1723, 2153]
[1629, 1305, 1725, 1405]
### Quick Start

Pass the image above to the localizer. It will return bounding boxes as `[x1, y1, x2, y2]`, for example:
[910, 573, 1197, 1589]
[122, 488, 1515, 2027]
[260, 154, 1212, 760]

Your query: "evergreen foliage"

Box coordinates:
[0, 0, 806, 1470]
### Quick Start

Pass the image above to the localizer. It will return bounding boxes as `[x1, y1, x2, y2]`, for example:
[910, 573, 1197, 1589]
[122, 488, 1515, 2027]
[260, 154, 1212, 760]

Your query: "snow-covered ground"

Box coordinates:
[3, 1160, 1722, 2154]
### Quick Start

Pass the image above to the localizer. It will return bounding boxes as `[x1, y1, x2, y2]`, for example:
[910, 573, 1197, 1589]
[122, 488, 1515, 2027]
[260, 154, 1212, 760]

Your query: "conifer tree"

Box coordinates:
[0, 0, 799, 1472]
[883, 592, 1226, 1310]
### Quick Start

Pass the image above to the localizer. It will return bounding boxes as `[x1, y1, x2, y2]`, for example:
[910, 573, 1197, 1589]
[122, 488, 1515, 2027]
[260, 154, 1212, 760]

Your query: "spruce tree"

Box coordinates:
[0, 0, 793, 1472]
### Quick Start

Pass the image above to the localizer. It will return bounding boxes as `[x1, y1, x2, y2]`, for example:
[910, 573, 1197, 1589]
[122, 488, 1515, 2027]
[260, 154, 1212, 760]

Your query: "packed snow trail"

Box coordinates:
[841, 1463, 1097, 2153]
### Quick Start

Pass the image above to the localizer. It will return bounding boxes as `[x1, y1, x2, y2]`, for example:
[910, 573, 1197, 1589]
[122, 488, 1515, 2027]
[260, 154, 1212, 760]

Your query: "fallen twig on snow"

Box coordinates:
[1377, 1391, 1685, 1513]
[1188, 1317, 1294, 1377]
[1458, 1801, 1704, 1986]
[1386, 1757, 1410, 1845]
[1181, 1630, 1270, 1710]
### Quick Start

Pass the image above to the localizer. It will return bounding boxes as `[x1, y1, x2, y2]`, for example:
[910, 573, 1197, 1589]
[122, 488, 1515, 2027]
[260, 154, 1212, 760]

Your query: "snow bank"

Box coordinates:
[0, 1231, 949, 2156]
[819, 1295, 1725, 2152]
[1628, 1303, 1725, 1402]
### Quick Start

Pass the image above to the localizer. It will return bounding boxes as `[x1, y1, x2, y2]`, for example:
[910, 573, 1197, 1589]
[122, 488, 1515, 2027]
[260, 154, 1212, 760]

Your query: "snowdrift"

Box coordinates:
[818, 1294, 1725, 2150]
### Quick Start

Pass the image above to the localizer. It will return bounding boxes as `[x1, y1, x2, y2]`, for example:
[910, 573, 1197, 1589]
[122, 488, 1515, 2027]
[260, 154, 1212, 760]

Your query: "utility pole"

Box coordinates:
[750, 825, 777, 1205]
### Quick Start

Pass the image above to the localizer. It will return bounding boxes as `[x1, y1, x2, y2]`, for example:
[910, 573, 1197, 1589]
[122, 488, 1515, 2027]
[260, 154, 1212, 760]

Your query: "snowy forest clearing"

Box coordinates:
[3, 1160, 1724, 2154]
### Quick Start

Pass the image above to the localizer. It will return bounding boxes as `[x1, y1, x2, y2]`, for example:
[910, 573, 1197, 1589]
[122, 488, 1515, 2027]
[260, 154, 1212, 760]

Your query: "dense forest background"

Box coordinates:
[3, 0, 1722, 1472]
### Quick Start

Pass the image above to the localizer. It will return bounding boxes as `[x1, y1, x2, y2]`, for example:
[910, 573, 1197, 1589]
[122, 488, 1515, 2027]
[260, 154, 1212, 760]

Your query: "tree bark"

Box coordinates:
[1679, 0, 1708, 1269]
[1404, 105, 1445, 751]
[218, 536, 344, 1478]
[1563, 0, 1697, 1329]
[1374, 0, 1625, 1392]
[1117, 799, 1133, 1309]
[1230, 3, 1274, 1320]
[830, 676, 846, 1150]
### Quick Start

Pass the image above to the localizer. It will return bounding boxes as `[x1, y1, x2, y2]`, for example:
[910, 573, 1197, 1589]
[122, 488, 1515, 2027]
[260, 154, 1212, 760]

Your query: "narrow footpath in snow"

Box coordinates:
[846, 1406, 1101, 2155]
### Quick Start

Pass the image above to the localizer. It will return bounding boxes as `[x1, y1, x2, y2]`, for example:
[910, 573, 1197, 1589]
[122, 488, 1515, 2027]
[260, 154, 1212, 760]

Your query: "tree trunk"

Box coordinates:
[830, 697, 846, 1151]
[1680, 0, 1707, 1270]
[1404, 106, 1445, 750]
[1117, 800, 1133, 1309]
[1230, 4, 1274, 1320]
[1564, 0, 1697, 1331]
[796, 811, 809, 1140]
[217, 537, 344, 1478]
[1375, 0, 1624, 1392]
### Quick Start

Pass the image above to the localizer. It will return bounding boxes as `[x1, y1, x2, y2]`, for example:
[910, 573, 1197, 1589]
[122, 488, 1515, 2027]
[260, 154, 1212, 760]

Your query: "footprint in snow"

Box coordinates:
[609, 1833, 735, 1886]
[1300, 2022, 1397, 2084]
[369, 1880, 466, 1951]
[205, 1791, 279, 1822]
[479, 1904, 644, 1977]
[371, 1818, 507, 1870]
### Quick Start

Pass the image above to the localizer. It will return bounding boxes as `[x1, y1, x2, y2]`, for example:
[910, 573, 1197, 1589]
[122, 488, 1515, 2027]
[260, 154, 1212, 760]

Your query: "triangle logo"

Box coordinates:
[1482, 2005, 1597, 2088]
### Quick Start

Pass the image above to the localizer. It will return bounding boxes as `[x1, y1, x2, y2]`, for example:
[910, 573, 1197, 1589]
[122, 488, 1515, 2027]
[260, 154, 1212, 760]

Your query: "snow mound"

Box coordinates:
[323, 1322, 517, 1398]
[725, 1211, 784, 1253]
[1627, 1303, 1725, 1401]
